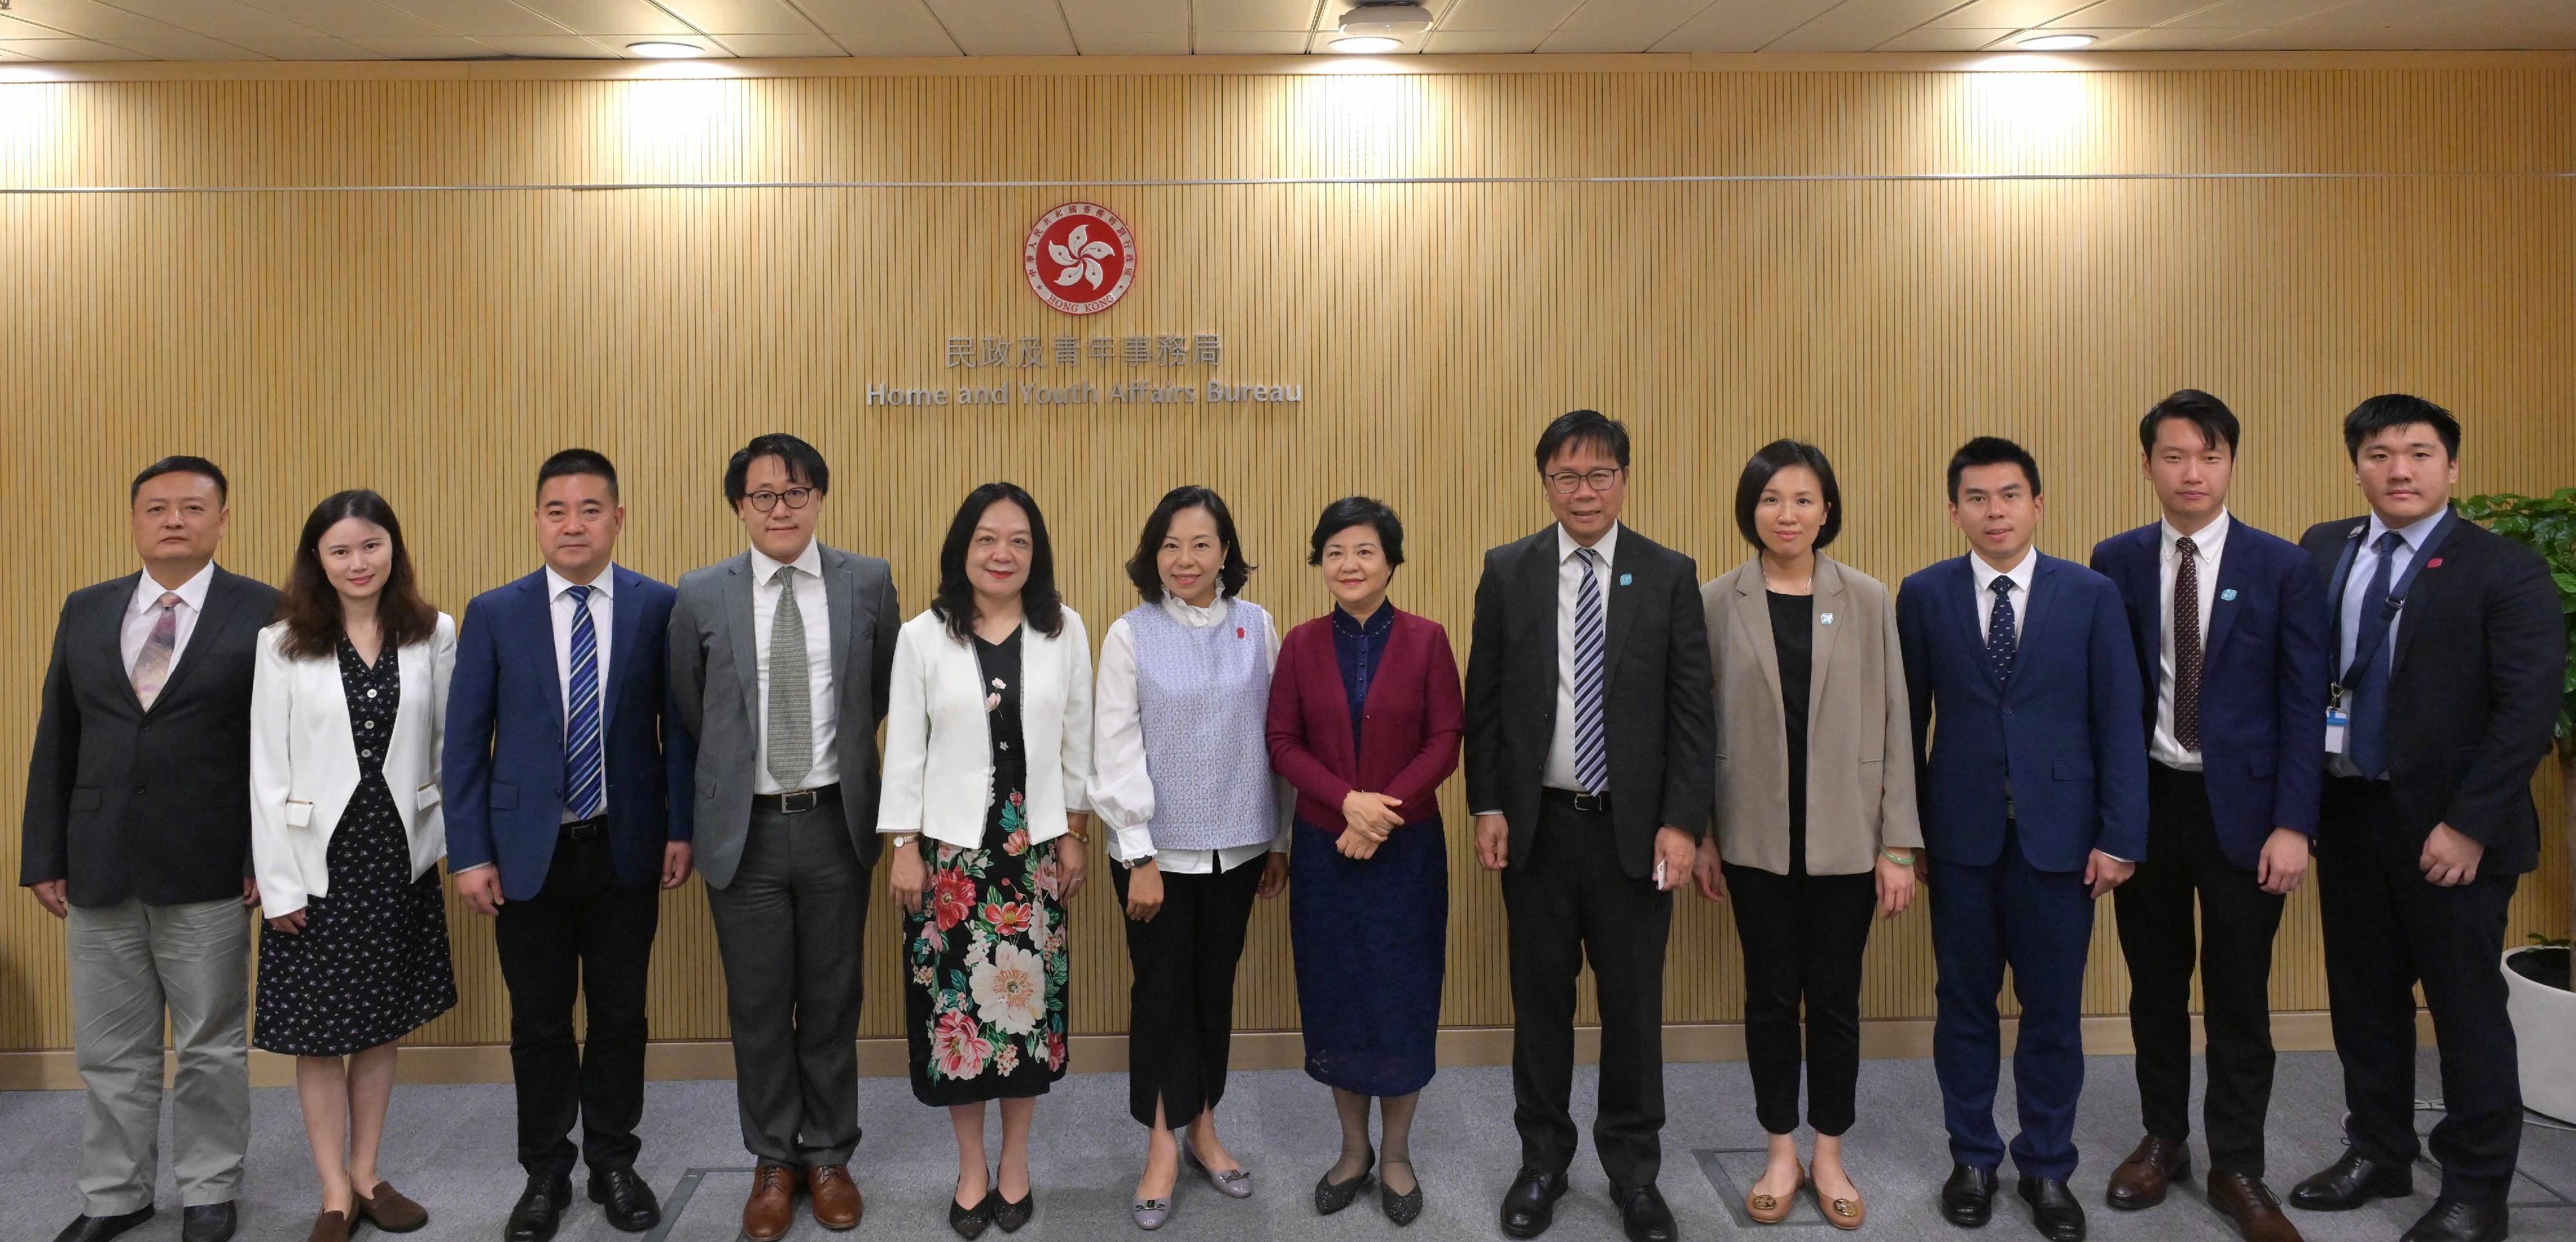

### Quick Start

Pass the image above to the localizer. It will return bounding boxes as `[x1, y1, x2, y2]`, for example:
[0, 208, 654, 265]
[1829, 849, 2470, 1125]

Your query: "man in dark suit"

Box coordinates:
[1899, 436, 2147, 1242]
[2286, 395, 2564, 1242]
[444, 450, 685, 1242]
[1466, 410, 1715, 1242]
[21, 457, 279, 1242]
[2089, 392, 2327, 1242]
[667, 433, 900, 1241]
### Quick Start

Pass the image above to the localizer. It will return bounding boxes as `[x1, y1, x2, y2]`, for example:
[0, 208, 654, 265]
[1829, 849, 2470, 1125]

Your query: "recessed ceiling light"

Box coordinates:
[1329, 35, 1403, 52]
[627, 41, 708, 57]
[2016, 33, 2097, 50]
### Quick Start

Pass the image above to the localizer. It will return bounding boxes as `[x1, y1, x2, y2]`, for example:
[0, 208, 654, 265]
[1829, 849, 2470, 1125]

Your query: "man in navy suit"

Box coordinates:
[444, 450, 687, 1242]
[1899, 436, 2148, 1242]
[2089, 391, 2326, 1242]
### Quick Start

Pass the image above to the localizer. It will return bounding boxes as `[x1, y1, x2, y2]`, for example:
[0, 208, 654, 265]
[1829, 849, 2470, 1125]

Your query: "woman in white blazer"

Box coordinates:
[879, 482, 1093, 1239]
[249, 490, 458, 1242]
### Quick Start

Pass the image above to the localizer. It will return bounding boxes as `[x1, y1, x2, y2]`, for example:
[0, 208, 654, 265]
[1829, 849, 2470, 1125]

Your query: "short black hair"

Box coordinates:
[536, 448, 620, 502]
[2139, 389, 2240, 457]
[1533, 409, 1631, 473]
[1734, 439, 1842, 553]
[1126, 485, 1255, 604]
[1947, 436, 2042, 501]
[1307, 495, 1406, 570]
[131, 455, 229, 505]
[931, 482, 1064, 644]
[723, 433, 830, 507]
[2342, 393, 2461, 462]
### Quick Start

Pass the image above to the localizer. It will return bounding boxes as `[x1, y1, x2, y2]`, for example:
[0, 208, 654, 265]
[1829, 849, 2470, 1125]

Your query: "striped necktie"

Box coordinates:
[564, 584, 603, 819]
[1572, 547, 1609, 794]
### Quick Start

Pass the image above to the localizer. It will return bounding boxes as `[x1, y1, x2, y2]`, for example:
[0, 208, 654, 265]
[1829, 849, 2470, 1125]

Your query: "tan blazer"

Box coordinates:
[1702, 554, 1921, 875]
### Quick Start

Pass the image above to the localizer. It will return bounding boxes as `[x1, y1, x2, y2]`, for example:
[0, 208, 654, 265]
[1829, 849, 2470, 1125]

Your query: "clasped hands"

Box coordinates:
[1337, 788, 1403, 859]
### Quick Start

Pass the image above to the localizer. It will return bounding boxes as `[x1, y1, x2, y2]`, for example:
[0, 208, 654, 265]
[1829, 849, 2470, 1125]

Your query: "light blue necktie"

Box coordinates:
[1572, 548, 1608, 794]
[565, 585, 603, 819]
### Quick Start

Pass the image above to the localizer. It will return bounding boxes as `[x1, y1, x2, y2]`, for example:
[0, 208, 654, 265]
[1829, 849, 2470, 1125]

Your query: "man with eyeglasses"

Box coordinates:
[667, 433, 901, 1241]
[1466, 410, 1715, 1242]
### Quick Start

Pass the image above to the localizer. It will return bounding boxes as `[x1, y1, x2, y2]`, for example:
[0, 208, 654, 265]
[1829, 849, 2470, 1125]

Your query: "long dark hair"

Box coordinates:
[931, 482, 1064, 644]
[275, 490, 439, 660]
[1124, 484, 1255, 604]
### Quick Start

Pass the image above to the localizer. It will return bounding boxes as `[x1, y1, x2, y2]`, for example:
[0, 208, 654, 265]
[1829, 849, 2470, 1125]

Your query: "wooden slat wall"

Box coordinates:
[0, 65, 2568, 1053]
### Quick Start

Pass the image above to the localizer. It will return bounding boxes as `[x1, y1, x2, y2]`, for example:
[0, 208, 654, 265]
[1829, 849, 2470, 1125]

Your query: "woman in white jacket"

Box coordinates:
[250, 490, 457, 1242]
[880, 482, 1093, 1240]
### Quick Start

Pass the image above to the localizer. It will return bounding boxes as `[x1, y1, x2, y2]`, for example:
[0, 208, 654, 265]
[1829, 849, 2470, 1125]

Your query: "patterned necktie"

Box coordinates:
[2345, 531, 2407, 779]
[564, 584, 604, 819]
[1571, 547, 1609, 794]
[131, 592, 181, 710]
[766, 572, 814, 790]
[2174, 535, 2202, 752]
[1987, 576, 2018, 682]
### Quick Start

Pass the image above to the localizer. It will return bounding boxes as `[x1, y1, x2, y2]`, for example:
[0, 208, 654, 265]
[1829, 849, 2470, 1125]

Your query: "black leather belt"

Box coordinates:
[563, 816, 606, 841]
[753, 784, 839, 814]
[1542, 787, 1612, 814]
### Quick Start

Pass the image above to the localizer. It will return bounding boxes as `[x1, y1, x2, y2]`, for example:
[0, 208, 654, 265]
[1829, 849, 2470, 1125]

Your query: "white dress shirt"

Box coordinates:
[120, 560, 216, 678]
[1544, 522, 1621, 793]
[750, 541, 838, 795]
[2150, 511, 2228, 771]
[550, 564, 615, 820]
[2329, 508, 2448, 778]
[1968, 546, 2040, 644]
[1091, 593, 1293, 872]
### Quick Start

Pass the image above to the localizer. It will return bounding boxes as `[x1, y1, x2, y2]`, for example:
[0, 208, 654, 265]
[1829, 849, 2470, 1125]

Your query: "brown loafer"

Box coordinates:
[305, 1209, 351, 1242]
[809, 1163, 863, 1231]
[743, 1164, 799, 1241]
[2106, 1135, 2191, 1210]
[2207, 1172, 2305, 1242]
[354, 1181, 428, 1232]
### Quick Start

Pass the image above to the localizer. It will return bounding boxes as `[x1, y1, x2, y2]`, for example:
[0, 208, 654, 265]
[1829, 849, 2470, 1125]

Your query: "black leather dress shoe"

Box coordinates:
[50, 1208, 154, 1242]
[180, 1203, 237, 1242]
[2288, 1150, 2414, 1211]
[2018, 1178, 2087, 1242]
[587, 1167, 661, 1233]
[505, 1172, 571, 1242]
[2400, 1198, 2508, 1242]
[1942, 1165, 1998, 1227]
[1612, 1183, 1676, 1242]
[1499, 1168, 1569, 1239]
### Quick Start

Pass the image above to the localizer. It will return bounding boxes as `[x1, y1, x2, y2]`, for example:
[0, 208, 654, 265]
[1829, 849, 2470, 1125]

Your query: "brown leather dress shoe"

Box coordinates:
[2207, 1172, 2304, 1242]
[304, 1210, 351, 1242]
[2105, 1136, 2192, 1210]
[743, 1164, 799, 1241]
[354, 1182, 428, 1233]
[809, 1164, 863, 1231]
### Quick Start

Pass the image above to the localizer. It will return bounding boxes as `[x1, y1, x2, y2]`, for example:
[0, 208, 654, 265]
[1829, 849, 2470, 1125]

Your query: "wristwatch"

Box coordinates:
[891, 834, 919, 850]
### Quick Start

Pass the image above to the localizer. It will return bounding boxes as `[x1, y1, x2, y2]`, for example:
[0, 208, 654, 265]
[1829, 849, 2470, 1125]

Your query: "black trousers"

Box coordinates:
[2318, 777, 2521, 1204]
[1114, 852, 1264, 1127]
[1502, 796, 1673, 1189]
[2112, 763, 2286, 1176]
[1723, 862, 1875, 1137]
[492, 821, 661, 1176]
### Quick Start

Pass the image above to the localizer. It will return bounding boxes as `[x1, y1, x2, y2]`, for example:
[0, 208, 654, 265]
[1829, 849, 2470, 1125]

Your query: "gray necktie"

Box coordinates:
[766, 573, 813, 790]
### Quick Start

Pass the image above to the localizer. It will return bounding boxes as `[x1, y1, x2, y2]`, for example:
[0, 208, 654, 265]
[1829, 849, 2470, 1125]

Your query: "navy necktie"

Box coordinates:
[1987, 575, 2018, 682]
[565, 584, 604, 819]
[2346, 531, 2405, 779]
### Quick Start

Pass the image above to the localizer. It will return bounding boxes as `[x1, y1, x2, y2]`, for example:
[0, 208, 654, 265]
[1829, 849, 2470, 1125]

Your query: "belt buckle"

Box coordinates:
[780, 788, 818, 815]
[1571, 792, 1605, 814]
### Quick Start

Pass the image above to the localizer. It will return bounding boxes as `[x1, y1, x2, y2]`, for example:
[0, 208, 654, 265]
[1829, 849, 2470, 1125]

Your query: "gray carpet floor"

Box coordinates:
[6, 1050, 2572, 1241]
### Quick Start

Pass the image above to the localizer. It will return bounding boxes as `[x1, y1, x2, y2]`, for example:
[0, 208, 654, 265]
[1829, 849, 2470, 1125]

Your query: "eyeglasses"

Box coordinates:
[1546, 468, 1624, 495]
[745, 487, 815, 513]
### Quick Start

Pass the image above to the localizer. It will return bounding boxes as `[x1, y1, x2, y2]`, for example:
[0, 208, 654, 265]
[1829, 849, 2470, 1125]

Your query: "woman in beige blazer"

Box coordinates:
[1692, 441, 1920, 1230]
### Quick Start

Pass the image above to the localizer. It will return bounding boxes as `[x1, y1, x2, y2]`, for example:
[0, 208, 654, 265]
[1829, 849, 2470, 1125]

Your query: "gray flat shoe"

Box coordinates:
[1184, 1146, 1255, 1199]
[1132, 1198, 1171, 1230]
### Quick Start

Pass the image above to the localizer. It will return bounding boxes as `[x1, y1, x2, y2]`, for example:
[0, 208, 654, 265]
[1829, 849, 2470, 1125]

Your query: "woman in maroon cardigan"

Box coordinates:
[1266, 496, 1463, 1227]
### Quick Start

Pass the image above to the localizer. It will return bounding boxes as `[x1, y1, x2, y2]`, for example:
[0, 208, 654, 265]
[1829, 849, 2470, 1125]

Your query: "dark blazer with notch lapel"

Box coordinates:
[2091, 519, 2331, 870]
[1897, 552, 2149, 871]
[2298, 511, 2563, 876]
[21, 567, 281, 907]
[1464, 524, 1716, 878]
[443, 566, 681, 902]
[666, 544, 900, 890]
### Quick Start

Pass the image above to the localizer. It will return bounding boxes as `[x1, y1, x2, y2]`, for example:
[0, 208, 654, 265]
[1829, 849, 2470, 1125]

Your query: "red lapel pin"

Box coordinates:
[1236, 627, 1246, 638]
[2427, 558, 2443, 569]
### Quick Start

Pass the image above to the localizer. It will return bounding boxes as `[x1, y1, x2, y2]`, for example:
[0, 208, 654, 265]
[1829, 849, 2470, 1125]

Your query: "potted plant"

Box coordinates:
[2459, 488, 2576, 1123]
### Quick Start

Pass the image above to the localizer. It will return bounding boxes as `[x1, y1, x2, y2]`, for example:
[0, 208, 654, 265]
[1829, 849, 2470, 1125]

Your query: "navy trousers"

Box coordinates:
[1929, 825, 2095, 1181]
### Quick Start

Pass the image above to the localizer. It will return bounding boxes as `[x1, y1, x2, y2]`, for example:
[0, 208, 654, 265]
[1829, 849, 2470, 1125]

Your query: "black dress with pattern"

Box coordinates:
[253, 638, 458, 1057]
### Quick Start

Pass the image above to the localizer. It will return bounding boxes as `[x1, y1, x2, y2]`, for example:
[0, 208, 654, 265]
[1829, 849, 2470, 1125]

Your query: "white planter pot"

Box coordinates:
[2505, 948, 2576, 1123]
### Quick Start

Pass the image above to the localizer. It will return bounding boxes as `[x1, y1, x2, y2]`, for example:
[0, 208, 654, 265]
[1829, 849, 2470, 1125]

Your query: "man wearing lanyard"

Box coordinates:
[2289, 395, 2564, 1242]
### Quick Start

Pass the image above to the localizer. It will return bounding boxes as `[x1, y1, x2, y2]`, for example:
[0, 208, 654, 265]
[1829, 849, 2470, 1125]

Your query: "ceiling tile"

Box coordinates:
[832, 28, 961, 50]
[924, 0, 1068, 34]
[715, 31, 851, 52]
[1437, 0, 1582, 32]
[1645, 24, 1767, 48]
[473, 33, 621, 53]
[2161, 0, 2350, 25]
[1193, 0, 1318, 32]
[1557, 0, 1711, 33]
[348, 34, 507, 55]
[0, 14, 69, 37]
[1657, 0, 1839, 44]
[1797, 0, 1961, 28]
[654, 0, 828, 34]
[0, 35, 158, 57]
[1761, 21, 1905, 47]
[1425, 26, 1542, 48]
[2095, 24, 2239, 44]
[88, 0, 325, 38]
[220, 33, 390, 56]
[0, 0, 204, 39]
[1533, 26, 1658, 48]
[1191, 28, 1309, 49]
[372, 0, 569, 37]
[1075, 29, 1189, 48]
[2043, 0, 2224, 24]
[509, 0, 696, 35]
[944, 26, 1078, 51]
[1927, 0, 2096, 26]
[1061, 0, 1189, 32]
[791, 0, 957, 45]
[217, 0, 448, 37]
[1312, 0, 1460, 31]
[607, 34, 734, 52]
[1870, 24, 2019, 48]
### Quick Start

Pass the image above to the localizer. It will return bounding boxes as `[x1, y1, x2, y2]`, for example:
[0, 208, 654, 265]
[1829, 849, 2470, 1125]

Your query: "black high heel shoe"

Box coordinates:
[1314, 1145, 1376, 1215]
[949, 1174, 996, 1240]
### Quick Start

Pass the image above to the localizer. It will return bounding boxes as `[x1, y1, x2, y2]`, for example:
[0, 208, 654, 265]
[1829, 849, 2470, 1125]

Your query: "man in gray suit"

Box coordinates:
[22, 457, 279, 1242]
[667, 433, 899, 1241]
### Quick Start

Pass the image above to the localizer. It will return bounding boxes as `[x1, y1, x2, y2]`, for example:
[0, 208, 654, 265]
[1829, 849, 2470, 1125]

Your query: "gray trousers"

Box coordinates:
[706, 797, 871, 1168]
[66, 895, 252, 1214]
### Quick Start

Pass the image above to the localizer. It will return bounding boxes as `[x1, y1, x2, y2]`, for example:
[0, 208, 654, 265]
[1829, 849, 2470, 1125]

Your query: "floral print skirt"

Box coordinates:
[904, 790, 1070, 1107]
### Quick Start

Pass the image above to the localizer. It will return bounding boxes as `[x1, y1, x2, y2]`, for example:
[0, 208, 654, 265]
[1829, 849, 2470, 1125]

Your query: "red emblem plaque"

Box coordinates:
[1023, 202, 1137, 315]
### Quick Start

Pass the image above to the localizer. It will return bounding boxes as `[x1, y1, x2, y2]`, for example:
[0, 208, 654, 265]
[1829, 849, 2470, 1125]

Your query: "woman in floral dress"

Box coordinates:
[880, 482, 1094, 1239]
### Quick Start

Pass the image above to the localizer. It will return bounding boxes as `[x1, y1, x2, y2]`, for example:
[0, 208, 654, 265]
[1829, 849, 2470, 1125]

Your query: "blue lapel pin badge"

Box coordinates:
[1821, 613, 1835, 625]
[1619, 573, 1632, 586]
[2220, 588, 2237, 601]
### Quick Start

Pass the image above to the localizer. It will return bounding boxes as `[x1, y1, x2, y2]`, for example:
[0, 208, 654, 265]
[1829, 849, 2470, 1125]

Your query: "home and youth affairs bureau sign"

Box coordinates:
[867, 202, 1304, 409]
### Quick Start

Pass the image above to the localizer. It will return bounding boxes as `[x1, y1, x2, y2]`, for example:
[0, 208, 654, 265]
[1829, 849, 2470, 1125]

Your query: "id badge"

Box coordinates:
[2324, 707, 2349, 754]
